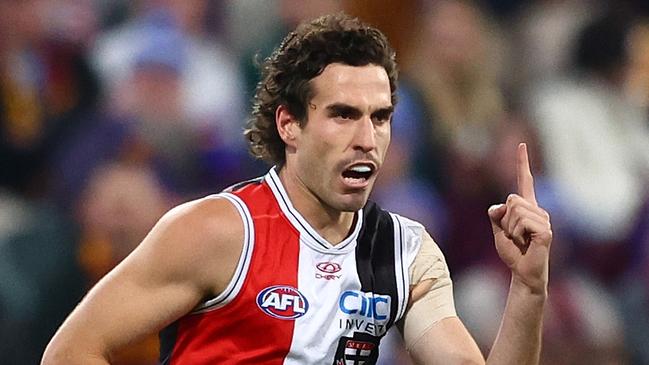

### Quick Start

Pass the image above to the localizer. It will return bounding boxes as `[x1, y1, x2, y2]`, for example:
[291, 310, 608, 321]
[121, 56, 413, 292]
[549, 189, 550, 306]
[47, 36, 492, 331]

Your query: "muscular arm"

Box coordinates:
[41, 197, 243, 364]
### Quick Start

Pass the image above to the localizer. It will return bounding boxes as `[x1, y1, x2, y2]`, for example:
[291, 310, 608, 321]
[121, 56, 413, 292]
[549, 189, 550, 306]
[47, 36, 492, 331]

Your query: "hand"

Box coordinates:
[488, 143, 552, 295]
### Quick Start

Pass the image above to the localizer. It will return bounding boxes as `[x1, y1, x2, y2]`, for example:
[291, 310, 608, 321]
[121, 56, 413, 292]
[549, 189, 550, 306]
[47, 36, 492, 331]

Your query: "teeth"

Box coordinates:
[350, 165, 372, 173]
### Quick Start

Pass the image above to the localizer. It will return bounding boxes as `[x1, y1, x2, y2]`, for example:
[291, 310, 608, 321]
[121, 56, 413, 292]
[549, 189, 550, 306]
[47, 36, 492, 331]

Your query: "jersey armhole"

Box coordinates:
[391, 214, 424, 323]
[192, 192, 255, 313]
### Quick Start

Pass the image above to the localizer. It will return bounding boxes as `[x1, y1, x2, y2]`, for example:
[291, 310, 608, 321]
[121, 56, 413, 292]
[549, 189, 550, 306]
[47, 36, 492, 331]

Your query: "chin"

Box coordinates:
[334, 193, 370, 212]
[337, 203, 364, 212]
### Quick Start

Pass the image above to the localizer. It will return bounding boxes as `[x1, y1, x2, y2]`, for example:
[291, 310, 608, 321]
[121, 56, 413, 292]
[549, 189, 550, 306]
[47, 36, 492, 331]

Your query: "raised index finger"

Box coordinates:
[517, 142, 537, 205]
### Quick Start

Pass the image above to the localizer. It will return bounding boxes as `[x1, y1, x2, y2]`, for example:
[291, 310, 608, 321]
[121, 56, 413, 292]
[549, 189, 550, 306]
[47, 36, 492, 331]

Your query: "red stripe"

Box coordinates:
[169, 181, 300, 364]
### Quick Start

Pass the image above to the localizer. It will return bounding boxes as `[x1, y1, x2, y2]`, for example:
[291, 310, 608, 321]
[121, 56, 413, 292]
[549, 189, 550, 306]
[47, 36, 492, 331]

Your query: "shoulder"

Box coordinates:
[364, 199, 429, 241]
[365, 201, 426, 231]
[160, 195, 244, 243]
[363, 201, 423, 233]
[370, 204, 447, 280]
[364, 202, 438, 272]
[137, 194, 245, 294]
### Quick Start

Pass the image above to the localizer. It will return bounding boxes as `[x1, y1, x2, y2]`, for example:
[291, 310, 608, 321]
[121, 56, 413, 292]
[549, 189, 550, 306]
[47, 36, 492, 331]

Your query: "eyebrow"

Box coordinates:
[324, 103, 394, 119]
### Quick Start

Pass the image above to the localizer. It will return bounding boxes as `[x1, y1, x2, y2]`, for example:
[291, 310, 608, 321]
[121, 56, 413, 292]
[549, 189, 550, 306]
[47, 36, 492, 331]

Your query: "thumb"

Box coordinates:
[488, 204, 507, 233]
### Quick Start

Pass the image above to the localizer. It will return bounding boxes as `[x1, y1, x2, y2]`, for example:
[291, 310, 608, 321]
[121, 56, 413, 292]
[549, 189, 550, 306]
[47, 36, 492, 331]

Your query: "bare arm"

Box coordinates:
[408, 280, 544, 365]
[41, 197, 243, 364]
[409, 316, 484, 364]
[403, 231, 484, 364]
[484, 143, 550, 365]
[485, 278, 545, 365]
[408, 144, 551, 365]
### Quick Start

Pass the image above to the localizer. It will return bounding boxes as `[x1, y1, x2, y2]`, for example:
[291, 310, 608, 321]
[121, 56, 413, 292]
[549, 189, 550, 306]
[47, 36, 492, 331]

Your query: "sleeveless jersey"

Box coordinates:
[159, 168, 423, 364]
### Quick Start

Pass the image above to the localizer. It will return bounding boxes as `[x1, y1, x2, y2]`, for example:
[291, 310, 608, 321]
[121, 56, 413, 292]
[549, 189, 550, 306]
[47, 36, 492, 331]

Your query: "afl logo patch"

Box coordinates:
[256, 285, 309, 320]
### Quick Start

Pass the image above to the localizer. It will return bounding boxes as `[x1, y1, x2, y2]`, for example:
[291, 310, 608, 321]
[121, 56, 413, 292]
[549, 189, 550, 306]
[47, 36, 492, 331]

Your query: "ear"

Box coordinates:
[276, 105, 300, 148]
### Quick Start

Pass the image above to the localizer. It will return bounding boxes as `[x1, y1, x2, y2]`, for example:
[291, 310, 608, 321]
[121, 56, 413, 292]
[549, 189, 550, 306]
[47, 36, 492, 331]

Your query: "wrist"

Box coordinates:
[511, 274, 548, 300]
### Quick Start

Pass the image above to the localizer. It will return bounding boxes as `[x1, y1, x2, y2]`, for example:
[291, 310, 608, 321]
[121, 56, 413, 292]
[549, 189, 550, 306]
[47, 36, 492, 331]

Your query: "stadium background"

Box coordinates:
[1, 0, 648, 364]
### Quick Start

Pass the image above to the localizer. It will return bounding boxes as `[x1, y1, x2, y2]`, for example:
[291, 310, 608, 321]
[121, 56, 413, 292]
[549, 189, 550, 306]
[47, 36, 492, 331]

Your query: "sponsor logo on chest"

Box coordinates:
[338, 290, 391, 336]
[315, 261, 342, 280]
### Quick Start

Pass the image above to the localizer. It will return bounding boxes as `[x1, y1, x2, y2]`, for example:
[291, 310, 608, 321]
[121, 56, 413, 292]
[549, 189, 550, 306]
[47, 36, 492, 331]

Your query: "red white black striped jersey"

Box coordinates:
[159, 168, 424, 364]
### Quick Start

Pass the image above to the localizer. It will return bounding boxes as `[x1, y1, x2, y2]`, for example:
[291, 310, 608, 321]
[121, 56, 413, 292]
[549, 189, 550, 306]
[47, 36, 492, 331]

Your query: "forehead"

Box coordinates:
[309, 63, 392, 108]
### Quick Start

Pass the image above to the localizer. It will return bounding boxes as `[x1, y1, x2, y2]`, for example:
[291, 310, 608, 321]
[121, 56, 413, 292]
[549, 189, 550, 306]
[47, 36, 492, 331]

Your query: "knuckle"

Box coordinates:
[540, 229, 552, 241]
[512, 204, 524, 216]
[543, 233, 552, 242]
[506, 194, 518, 204]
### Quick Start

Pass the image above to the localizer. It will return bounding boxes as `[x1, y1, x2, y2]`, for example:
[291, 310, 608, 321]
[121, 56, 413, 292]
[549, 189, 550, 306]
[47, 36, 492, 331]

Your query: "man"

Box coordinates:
[42, 14, 552, 364]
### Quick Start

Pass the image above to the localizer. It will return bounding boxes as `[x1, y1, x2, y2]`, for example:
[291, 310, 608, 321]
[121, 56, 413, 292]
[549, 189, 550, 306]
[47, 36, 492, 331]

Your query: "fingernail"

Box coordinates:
[488, 204, 504, 212]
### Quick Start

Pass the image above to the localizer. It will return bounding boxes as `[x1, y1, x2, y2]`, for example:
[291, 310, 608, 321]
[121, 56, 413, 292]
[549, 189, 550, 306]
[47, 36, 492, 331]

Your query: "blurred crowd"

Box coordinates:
[1, 0, 648, 364]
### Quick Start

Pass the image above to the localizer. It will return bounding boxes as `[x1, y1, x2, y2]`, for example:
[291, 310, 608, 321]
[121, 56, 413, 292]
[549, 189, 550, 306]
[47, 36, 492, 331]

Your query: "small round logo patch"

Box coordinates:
[256, 285, 309, 320]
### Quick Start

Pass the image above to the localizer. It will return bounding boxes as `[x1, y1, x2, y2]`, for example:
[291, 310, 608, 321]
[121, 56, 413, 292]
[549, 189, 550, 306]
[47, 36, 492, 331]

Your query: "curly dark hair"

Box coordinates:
[244, 13, 398, 166]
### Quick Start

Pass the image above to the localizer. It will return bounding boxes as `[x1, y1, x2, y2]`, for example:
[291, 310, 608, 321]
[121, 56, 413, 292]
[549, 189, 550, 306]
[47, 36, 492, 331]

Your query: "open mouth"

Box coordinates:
[342, 163, 375, 186]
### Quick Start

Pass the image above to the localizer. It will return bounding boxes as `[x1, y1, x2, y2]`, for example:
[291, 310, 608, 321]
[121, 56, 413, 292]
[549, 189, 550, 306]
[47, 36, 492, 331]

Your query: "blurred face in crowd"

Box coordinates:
[167, 0, 207, 35]
[285, 63, 393, 212]
[80, 163, 170, 257]
[131, 64, 183, 123]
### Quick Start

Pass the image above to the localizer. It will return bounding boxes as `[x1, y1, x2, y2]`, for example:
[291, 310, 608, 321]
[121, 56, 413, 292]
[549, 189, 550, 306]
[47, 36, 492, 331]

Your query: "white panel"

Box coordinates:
[283, 240, 362, 364]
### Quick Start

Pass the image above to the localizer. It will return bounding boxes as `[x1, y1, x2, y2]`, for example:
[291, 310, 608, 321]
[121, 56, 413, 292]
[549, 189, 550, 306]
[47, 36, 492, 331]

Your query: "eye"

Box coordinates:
[338, 110, 354, 120]
[327, 105, 360, 121]
[372, 111, 392, 125]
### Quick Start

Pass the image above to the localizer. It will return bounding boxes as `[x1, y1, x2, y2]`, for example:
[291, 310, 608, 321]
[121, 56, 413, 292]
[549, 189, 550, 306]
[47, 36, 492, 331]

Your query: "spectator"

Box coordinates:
[92, 1, 246, 149]
[74, 162, 173, 365]
[528, 13, 649, 282]
[52, 13, 251, 207]
[405, 0, 509, 274]
[0, 0, 100, 197]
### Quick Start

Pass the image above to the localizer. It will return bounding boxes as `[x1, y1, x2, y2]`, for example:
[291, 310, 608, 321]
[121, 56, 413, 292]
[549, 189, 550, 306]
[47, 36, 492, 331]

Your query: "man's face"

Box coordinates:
[289, 63, 393, 212]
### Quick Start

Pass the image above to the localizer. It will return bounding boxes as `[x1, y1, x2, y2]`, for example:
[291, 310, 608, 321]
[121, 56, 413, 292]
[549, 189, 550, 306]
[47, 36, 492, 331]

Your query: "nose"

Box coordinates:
[352, 116, 377, 153]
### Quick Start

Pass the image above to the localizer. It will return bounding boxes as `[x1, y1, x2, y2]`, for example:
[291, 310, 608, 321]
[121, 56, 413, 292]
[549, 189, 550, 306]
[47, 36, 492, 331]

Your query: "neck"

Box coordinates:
[277, 166, 356, 245]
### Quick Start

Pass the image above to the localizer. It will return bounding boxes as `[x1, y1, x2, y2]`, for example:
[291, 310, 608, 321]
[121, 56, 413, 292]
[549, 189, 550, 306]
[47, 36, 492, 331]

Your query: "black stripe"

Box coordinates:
[355, 201, 399, 329]
[267, 174, 330, 249]
[158, 321, 179, 364]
